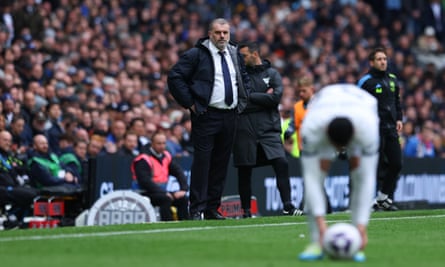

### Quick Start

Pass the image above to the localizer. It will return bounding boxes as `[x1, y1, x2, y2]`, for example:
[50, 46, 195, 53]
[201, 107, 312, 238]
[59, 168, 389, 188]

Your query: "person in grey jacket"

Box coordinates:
[168, 18, 250, 220]
[234, 42, 303, 218]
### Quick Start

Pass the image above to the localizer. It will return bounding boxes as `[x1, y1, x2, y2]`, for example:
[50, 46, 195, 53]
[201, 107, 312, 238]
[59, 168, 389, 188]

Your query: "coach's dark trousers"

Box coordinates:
[189, 107, 236, 215]
[377, 129, 402, 199]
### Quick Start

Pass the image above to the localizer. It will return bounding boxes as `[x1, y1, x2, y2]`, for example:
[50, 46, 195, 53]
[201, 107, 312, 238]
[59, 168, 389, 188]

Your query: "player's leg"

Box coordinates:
[349, 153, 378, 262]
[299, 156, 328, 261]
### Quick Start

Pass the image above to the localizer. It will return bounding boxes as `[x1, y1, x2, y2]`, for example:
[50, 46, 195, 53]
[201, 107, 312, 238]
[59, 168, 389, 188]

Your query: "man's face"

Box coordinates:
[88, 140, 103, 156]
[0, 131, 12, 152]
[209, 22, 230, 50]
[239, 47, 254, 66]
[123, 134, 138, 151]
[112, 121, 126, 139]
[74, 142, 88, 159]
[298, 85, 314, 102]
[151, 134, 166, 154]
[34, 136, 49, 153]
[370, 52, 387, 71]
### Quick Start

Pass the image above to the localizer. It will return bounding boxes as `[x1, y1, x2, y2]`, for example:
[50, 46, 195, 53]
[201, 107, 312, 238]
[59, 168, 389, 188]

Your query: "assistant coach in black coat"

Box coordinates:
[168, 18, 250, 220]
[234, 42, 303, 218]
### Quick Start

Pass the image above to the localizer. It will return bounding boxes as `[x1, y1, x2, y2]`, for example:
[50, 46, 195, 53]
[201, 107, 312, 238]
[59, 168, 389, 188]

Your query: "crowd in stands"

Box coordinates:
[1, 0, 445, 194]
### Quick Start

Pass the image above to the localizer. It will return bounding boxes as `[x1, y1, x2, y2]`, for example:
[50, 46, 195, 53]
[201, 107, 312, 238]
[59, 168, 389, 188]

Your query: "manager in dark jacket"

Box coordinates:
[168, 18, 250, 220]
[234, 42, 303, 218]
[357, 47, 403, 211]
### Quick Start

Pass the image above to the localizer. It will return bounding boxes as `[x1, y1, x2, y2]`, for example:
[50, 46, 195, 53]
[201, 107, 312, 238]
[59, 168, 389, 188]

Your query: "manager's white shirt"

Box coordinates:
[208, 42, 237, 109]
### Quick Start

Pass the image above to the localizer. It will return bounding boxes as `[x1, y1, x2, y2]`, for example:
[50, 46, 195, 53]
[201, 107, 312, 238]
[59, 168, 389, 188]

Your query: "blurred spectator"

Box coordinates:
[179, 114, 193, 154]
[404, 120, 437, 157]
[0, 130, 37, 228]
[20, 90, 36, 123]
[106, 119, 126, 147]
[21, 110, 46, 145]
[59, 137, 87, 184]
[0, 0, 444, 162]
[12, 0, 44, 41]
[117, 131, 139, 157]
[129, 117, 151, 152]
[166, 122, 188, 157]
[7, 114, 28, 159]
[74, 127, 90, 144]
[0, 1, 14, 47]
[87, 134, 106, 159]
[2, 93, 15, 126]
[46, 111, 77, 155]
[0, 114, 6, 132]
[27, 134, 80, 188]
[416, 26, 443, 54]
[421, 0, 445, 45]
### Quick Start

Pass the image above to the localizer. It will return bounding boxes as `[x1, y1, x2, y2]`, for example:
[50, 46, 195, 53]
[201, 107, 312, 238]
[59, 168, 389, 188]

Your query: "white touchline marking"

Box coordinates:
[0, 214, 444, 243]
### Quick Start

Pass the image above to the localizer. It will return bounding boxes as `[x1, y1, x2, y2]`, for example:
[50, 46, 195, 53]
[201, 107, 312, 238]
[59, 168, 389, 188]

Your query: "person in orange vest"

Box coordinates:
[131, 131, 189, 221]
[284, 75, 332, 214]
[284, 75, 315, 150]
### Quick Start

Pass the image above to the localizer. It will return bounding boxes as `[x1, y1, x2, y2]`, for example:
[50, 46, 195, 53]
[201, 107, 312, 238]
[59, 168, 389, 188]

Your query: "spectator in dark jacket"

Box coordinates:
[27, 134, 79, 188]
[0, 130, 37, 228]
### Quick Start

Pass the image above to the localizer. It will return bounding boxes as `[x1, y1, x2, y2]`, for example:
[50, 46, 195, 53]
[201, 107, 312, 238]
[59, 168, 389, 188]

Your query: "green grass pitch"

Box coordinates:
[1, 209, 444, 267]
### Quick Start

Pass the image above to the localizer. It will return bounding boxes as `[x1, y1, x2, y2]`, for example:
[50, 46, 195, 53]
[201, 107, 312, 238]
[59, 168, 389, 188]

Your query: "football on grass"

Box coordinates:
[322, 223, 362, 259]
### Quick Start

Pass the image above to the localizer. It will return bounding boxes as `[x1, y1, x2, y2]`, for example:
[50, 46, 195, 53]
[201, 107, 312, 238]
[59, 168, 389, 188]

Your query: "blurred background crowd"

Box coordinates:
[1, 0, 445, 162]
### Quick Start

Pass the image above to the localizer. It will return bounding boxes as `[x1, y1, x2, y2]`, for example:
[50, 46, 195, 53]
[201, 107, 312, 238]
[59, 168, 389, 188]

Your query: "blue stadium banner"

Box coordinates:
[91, 155, 445, 216]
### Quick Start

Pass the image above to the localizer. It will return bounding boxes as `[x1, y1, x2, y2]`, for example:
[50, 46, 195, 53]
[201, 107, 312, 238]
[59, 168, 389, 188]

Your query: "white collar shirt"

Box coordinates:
[209, 42, 237, 109]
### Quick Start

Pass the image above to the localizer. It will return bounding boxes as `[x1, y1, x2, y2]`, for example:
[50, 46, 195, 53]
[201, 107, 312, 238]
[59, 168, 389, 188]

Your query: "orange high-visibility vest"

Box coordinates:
[131, 151, 172, 185]
[293, 100, 307, 149]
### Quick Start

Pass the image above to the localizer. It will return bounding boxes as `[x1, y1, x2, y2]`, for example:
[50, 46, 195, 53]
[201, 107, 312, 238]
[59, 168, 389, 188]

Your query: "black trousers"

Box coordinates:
[377, 130, 402, 199]
[237, 144, 292, 211]
[0, 186, 38, 220]
[147, 192, 189, 221]
[189, 108, 236, 214]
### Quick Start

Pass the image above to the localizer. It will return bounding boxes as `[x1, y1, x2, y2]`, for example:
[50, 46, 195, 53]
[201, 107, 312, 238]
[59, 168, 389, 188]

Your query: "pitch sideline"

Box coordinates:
[0, 214, 444, 243]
